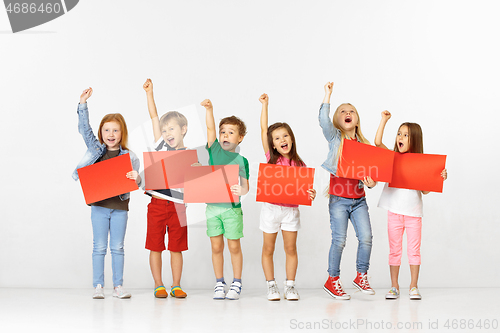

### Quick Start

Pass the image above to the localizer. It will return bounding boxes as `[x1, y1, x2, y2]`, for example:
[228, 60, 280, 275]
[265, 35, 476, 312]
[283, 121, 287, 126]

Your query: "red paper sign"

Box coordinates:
[77, 153, 139, 205]
[183, 165, 239, 203]
[337, 139, 395, 182]
[389, 153, 447, 193]
[143, 150, 198, 190]
[256, 164, 315, 206]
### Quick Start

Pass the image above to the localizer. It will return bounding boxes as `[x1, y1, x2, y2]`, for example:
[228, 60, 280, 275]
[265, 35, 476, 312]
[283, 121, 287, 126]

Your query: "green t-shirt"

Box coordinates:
[206, 139, 249, 208]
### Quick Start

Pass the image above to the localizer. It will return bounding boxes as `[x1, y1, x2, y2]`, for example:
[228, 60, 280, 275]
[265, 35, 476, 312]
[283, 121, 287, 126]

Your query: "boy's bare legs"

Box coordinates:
[409, 265, 420, 289]
[227, 239, 242, 280]
[262, 232, 278, 281]
[210, 235, 225, 279]
[389, 265, 400, 291]
[150, 251, 163, 288]
[282, 230, 298, 281]
[170, 251, 183, 287]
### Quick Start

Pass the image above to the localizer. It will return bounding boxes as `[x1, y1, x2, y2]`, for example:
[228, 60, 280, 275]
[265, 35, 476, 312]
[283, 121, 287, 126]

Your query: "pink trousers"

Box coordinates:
[387, 211, 422, 266]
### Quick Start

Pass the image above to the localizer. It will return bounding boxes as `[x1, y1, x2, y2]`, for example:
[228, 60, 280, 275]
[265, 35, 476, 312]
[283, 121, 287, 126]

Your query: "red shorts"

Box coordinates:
[146, 197, 188, 252]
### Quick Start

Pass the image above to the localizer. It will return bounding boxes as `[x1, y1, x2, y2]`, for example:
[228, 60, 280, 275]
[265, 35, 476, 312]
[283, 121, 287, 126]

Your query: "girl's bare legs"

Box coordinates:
[262, 232, 278, 280]
[390, 265, 400, 291]
[282, 230, 298, 281]
[410, 265, 420, 289]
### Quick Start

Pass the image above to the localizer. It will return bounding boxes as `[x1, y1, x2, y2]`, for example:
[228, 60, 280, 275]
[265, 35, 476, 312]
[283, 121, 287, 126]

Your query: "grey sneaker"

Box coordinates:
[283, 280, 300, 301]
[93, 284, 105, 299]
[113, 285, 131, 299]
[225, 281, 242, 300]
[267, 280, 280, 301]
[385, 287, 400, 299]
[213, 282, 226, 300]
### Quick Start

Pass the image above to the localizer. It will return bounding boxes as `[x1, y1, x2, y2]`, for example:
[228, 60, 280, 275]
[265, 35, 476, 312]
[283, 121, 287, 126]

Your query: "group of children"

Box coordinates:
[72, 80, 447, 302]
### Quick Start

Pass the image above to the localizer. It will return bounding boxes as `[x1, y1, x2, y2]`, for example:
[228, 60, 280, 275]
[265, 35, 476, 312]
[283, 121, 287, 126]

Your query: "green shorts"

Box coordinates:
[206, 205, 244, 239]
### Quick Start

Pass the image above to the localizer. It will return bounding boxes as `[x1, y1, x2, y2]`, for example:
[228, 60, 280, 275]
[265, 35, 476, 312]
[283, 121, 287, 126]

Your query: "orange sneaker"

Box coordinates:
[154, 286, 168, 298]
[170, 286, 187, 298]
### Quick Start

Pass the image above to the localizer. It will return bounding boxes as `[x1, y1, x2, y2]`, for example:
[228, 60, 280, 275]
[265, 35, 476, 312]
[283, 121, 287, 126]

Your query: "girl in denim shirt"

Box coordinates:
[319, 82, 376, 300]
[375, 111, 447, 300]
[73, 88, 141, 299]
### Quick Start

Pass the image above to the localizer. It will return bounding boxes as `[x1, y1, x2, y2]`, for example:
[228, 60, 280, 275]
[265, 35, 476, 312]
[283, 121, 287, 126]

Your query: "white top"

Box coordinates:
[378, 183, 423, 217]
[144, 137, 185, 204]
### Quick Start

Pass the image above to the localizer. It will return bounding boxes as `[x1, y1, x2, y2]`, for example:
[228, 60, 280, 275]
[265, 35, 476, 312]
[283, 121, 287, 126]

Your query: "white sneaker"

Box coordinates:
[213, 282, 226, 300]
[266, 280, 280, 301]
[385, 287, 400, 299]
[93, 284, 105, 299]
[225, 281, 242, 300]
[284, 280, 300, 301]
[113, 285, 131, 299]
[409, 287, 422, 300]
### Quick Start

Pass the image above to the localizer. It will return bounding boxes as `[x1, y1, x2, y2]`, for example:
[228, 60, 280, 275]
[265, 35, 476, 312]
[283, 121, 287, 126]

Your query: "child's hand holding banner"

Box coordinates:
[337, 139, 395, 182]
[256, 164, 315, 206]
[337, 139, 447, 193]
[389, 153, 447, 193]
[143, 150, 198, 190]
[77, 153, 139, 205]
[183, 165, 239, 203]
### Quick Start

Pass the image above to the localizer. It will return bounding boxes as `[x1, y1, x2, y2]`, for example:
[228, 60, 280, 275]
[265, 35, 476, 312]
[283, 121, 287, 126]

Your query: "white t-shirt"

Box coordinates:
[377, 183, 423, 217]
[144, 137, 185, 204]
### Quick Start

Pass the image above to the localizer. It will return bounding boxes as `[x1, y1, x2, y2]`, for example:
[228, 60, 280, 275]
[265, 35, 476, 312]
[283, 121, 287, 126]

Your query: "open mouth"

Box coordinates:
[399, 142, 404, 148]
[167, 137, 175, 145]
[345, 117, 352, 123]
[222, 141, 231, 147]
[280, 143, 289, 150]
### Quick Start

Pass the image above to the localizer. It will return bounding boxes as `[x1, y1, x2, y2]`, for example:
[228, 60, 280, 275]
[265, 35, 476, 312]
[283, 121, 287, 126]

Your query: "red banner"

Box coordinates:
[77, 153, 138, 204]
[256, 164, 315, 206]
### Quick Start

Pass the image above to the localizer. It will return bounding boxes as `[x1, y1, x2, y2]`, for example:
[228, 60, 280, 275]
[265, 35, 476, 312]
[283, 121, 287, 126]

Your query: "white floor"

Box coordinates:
[0, 288, 498, 333]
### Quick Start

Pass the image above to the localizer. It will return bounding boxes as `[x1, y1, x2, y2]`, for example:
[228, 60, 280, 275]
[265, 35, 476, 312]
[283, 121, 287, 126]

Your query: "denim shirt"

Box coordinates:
[318, 103, 363, 189]
[72, 103, 140, 201]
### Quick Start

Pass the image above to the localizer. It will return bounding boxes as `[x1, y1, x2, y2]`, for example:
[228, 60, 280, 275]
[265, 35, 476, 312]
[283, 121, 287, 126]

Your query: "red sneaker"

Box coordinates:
[324, 276, 350, 300]
[352, 272, 375, 295]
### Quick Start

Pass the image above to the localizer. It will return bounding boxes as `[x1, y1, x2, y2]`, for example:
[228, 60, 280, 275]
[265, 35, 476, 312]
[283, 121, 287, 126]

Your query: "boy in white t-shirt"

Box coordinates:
[143, 79, 191, 298]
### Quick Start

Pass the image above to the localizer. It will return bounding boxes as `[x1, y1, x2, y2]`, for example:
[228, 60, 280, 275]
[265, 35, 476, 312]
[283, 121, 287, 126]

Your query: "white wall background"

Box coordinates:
[0, 0, 498, 289]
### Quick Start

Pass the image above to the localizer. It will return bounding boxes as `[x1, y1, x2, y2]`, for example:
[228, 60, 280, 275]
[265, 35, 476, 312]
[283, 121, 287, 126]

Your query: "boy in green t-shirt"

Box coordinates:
[201, 99, 249, 300]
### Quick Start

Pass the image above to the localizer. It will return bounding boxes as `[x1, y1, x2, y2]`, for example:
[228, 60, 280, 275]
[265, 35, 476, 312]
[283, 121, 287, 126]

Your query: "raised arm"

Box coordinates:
[374, 111, 391, 150]
[323, 82, 333, 104]
[143, 79, 162, 143]
[80, 87, 92, 105]
[318, 82, 340, 142]
[201, 99, 216, 147]
[259, 93, 270, 153]
[77, 87, 100, 149]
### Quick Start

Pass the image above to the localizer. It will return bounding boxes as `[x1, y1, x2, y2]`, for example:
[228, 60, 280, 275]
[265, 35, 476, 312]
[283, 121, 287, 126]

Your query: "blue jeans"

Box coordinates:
[91, 206, 128, 287]
[328, 195, 372, 277]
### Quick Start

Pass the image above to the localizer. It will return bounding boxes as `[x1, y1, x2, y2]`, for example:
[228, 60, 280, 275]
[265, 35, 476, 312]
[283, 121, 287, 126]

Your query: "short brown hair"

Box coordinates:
[219, 116, 247, 137]
[160, 111, 188, 137]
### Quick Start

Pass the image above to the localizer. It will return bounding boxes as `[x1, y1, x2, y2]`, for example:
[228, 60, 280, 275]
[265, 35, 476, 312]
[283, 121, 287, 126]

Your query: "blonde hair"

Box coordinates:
[159, 111, 188, 137]
[332, 103, 370, 164]
[98, 113, 129, 151]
